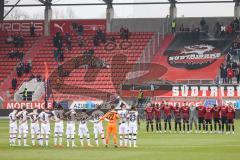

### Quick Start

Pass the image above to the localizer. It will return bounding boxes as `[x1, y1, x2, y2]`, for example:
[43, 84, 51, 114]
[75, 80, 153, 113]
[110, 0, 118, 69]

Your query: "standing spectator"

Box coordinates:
[236, 68, 240, 83]
[220, 64, 227, 83]
[137, 89, 144, 106]
[220, 22, 226, 37]
[30, 23, 35, 37]
[65, 33, 72, 51]
[12, 78, 17, 90]
[214, 21, 221, 37]
[233, 17, 239, 32]
[227, 67, 234, 84]
[171, 19, 176, 33]
[77, 24, 84, 36]
[200, 17, 206, 31]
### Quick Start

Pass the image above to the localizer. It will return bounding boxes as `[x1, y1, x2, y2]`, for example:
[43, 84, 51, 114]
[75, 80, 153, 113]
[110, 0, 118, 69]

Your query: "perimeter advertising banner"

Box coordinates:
[0, 20, 44, 35]
[50, 19, 106, 35]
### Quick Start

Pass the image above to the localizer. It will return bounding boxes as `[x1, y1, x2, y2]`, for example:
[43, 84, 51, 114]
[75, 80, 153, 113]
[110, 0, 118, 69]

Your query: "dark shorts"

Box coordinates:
[146, 118, 153, 123]
[164, 116, 171, 122]
[175, 118, 181, 123]
[183, 117, 189, 123]
[214, 118, 220, 123]
[205, 119, 212, 124]
[155, 118, 161, 123]
[221, 117, 227, 124]
[227, 119, 234, 124]
[198, 117, 204, 123]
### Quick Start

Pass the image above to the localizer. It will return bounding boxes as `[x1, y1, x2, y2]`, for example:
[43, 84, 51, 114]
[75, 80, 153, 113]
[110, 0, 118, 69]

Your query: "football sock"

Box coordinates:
[18, 135, 21, 146]
[67, 135, 70, 146]
[146, 122, 149, 132]
[119, 135, 123, 146]
[45, 135, 49, 146]
[106, 133, 109, 145]
[113, 134, 117, 145]
[232, 125, 235, 131]
[159, 123, 162, 131]
[179, 123, 182, 131]
[32, 135, 35, 145]
[183, 123, 186, 131]
[95, 134, 99, 145]
[128, 134, 132, 147]
[175, 122, 177, 131]
[23, 134, 27, 145]
[169, 122, 171, 130]
[156, 123, 159, 131]
[13, 135, 16, 145]
[101, 133, 105, 145]
[80, 137, 83, 146]
[87, 134, 90, 145]
[187, 124, 190, 131]
[54, 134, 58, 146]
[214, 123, 217, 131]
[133, 134, 137, 146]
[124, 135, 128, 146]
[151, 123, 154, 132]
[59, 134, 62, 145]
[222, 124, 224, 132]
[210, 124, 212, 131]
[218, 124, 221, 131]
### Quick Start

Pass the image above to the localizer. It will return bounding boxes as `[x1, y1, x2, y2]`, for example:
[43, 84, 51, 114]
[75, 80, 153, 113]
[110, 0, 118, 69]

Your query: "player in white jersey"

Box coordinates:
[128, 106, 139, 148]
[16, 106, 29, 146]
[89, 106, 105, 147]
[77, 110, 93, 147]
[9, 108, 18, 146]
[117, 104, 129, 147]
[39, 108, 52, 147]
[65, 109, 77, 147]
[52, 106, 64, 147]
[28, 108, 40, 146]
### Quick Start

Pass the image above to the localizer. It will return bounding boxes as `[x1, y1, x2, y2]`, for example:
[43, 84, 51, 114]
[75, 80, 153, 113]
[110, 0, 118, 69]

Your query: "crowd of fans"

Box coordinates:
[220, 36, 240, 84]
[16, 61, 32, 78]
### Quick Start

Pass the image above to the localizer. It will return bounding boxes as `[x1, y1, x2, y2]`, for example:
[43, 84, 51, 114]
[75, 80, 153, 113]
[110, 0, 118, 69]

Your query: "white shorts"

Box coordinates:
[119, 123, 128, 134]
[128, 123, 137, 134]
[9, 124, 18, 134]
[93, 123, 104, 135]
[19, 123, 28, 134]
[54, 122, 64, 134]
[41, 123, 50, 135]
[78, 124, 89, 137]
[31, 123, 40, 135]
[66, 123, 75, 135]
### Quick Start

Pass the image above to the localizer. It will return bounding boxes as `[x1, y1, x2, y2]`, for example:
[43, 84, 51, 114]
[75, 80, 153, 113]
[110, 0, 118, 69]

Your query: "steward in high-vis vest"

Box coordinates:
[171, 19, 176, 33]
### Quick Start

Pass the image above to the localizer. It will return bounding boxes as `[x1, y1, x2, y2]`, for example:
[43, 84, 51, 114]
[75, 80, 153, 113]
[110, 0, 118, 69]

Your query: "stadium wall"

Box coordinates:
[111, 17, 234, 33]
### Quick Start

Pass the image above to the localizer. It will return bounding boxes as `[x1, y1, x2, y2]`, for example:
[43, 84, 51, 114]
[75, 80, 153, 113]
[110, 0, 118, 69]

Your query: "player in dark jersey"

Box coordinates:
[181, 102, 190, 133]
[204, 105, 213, 133]
[144, 103, 154, 132]
[173, 103, 182, 133]
[196, 103, 206, 133]
[220, 105, 228, 133]
[212, 104, 221, 133]
[154, 103, 162, 133]
[226, 103, 235, 134]
[162, 101, 173, 133]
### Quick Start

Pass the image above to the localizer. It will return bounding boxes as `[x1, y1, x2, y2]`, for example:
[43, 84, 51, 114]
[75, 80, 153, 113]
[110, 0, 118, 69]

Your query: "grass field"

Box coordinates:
[1, 119, 240, 160]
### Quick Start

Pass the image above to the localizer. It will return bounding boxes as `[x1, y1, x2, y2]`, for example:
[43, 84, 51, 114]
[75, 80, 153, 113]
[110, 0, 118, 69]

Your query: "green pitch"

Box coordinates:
[1, 120, 240, 160]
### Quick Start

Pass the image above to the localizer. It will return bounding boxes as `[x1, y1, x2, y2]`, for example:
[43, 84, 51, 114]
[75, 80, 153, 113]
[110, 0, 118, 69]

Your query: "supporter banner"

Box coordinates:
[2, 101, 52, 109]
[69, 101, 103, 110]
[50, 19, 106, 35]
[168, 44, 221, 69]
[0, 20, 44, 35]
[152, 100, 204, 107]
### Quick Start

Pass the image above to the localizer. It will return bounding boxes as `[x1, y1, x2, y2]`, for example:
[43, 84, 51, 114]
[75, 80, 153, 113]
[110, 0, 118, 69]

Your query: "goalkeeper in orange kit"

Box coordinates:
[99, 105, 119, 148]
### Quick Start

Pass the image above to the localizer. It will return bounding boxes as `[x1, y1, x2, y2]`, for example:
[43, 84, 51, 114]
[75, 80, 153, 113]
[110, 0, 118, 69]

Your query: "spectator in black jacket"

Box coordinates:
[12, 78, 17, 90]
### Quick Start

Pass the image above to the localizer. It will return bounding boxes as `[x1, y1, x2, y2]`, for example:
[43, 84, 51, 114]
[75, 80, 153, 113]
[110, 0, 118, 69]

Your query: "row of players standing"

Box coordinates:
[145, 101, 236, 134]
[9, 105, 139, 148]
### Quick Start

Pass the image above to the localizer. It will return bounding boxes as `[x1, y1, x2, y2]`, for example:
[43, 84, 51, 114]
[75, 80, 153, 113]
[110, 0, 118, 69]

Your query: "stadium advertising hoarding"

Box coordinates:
[0, 20, 44, 35]
[69, 101, 103, 110]
[50, 19, 106, 35]
[2, 101, 52, 109]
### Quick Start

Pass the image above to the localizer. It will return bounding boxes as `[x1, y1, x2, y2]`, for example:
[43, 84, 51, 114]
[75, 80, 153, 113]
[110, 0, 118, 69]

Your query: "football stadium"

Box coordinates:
[1, 0, 240, 160]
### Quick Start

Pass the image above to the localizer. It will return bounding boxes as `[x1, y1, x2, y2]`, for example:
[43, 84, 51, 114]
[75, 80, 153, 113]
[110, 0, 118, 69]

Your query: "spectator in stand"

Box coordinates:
[236, 68, 240, 83]
[214, 21, 221, 37]
[9, 50, 15, 59]
[12, 78, 17, 90]
[64, 33, 72, 51]
[96, 28, 106, 43]
[92, 35, 99, 47]
[233, 17, 239, 32]
[56, 77, 62, 89]
[226, 24, 233, 35]
[200, 17, 206, 31]
[220, 64, 227, 83]
[73, 57, 80, 69]
[6, 35, 14, 44]
[179, 24, 184, 31]
[30, 23, 35, 37]
[120, 26, 129, 40]
[137, 89, 144, 106]
[171, 19, 176, 33]
[232, 60, 238, 76]
[220, 22, 226, 37]
[227, 67, 234, 84]
[77, 24, 84, 36]
[77, 36, 85, 47]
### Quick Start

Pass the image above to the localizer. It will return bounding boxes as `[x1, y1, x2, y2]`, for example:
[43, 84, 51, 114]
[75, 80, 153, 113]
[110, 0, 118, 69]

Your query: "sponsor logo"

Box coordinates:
[70, 101, 103, 109]
[5, 102, 52, 109]
[168, 44, 222, 69]
[54, 23, 65, 33]
[0, 21, 44, 33]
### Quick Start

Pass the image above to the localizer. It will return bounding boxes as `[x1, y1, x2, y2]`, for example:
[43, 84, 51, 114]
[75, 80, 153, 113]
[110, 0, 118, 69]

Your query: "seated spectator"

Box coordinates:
[92, 35, 99, 47]
[12, 78, 17, 90]
[77, 36, 86, 47]
[6, 35, 14, 44]
[59, 49, 64, 62]
[54, 50, 59, 62]
[226, 24, 233, 34]
[30, 23, 35, 37]
[220, 64, 227, 83]
[72, 57, 80, 69]
[9, 50, 15, 59]
[72, 23, 78, 31]
[120, 26, 129, 39]
[56, 77, 62, 89]
[96, 28, 106, 43]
